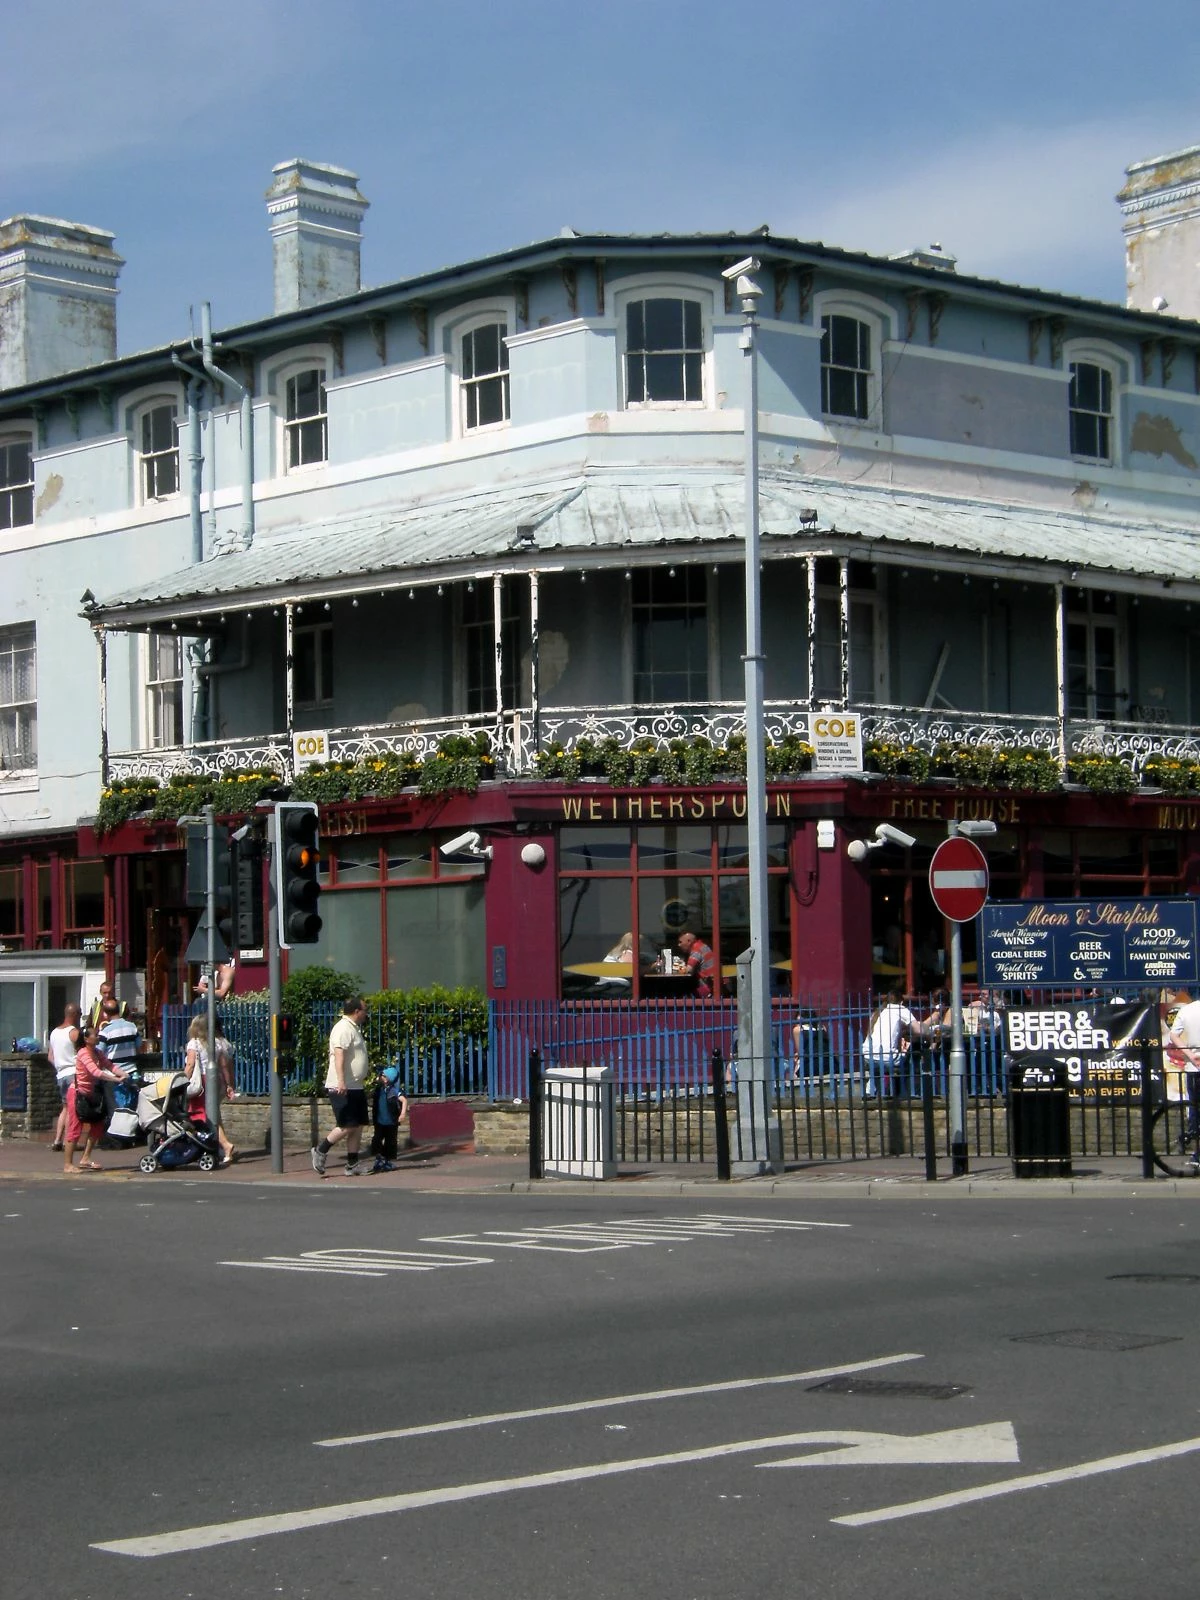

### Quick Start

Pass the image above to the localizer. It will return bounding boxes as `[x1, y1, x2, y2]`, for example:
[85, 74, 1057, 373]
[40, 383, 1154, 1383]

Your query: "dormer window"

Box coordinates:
[0, 437, 34, 529]
[820, 314, 872, 420]
[139, 403, 179, 501]
[285, 367, 328, 468]
[461, 322, 510, 431]
[624, 297, 705, 405]
[1068, 361, 1113, 462]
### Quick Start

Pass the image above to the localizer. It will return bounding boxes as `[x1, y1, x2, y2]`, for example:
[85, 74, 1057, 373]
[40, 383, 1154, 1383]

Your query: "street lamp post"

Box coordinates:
[943, 818, 996, 1176]
[727, 257, 777, 1171]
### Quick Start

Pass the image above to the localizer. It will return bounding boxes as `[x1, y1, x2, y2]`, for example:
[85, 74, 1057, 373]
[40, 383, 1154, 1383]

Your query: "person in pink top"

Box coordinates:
[63, 1022, 128, 1174]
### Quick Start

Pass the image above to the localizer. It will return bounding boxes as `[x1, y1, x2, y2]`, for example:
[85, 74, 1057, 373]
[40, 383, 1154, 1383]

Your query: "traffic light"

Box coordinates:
[272, 1012, 296, 1073]
[213, 828, 234, 954]
[233, 835, 264, 952]
[272, 801, 322, 947]
[184, 822, 208, 907]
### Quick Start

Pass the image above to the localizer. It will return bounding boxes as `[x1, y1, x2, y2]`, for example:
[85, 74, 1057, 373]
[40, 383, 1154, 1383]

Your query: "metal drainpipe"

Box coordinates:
[170, 357, 205, 565]
[200, 302, 255, 548]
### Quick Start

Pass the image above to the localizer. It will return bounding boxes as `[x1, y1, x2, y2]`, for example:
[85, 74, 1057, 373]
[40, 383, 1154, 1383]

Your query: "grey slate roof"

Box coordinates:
[88, 470, 1200, 626]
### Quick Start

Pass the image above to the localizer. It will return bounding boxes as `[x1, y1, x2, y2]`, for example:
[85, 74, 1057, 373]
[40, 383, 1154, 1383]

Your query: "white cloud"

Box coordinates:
[781, 116, 1200, 302]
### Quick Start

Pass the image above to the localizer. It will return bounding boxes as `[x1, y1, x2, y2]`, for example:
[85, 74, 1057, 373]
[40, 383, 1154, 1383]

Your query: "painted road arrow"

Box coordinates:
[93, 1424, 1019, 1558]
[758, 1421, 1019, 1468]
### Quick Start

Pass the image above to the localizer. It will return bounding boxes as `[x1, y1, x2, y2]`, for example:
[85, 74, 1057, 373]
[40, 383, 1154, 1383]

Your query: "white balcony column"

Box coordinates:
[838, 556, 851, 708]
[529, 570, 541, 764]
[805, 555, 818, 711]
[96, 626, 109, 786]
[284, 602, 296, 779]
[1054, 580, 1067, 772]
[492, 573, 505, 757]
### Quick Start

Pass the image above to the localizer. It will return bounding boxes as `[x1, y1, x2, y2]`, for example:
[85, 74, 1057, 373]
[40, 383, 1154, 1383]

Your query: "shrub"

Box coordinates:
[281, 965, 365, 1075]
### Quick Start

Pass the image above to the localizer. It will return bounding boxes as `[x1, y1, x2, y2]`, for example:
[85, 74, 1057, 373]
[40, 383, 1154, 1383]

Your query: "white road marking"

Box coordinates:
[222, 1213, 840, 1276]
[760, 1421, 1018, 1468]
[834, 1434, 1200, 1526]
[220, 1248, 494, 1277]
[93, 1418, 973, 1559]
[316, 1352, 924, 1447]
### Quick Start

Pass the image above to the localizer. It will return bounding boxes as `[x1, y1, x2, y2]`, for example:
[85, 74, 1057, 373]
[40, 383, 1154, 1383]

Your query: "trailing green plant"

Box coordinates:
[932, 740, 1001, 786]
[865, 739, 933, 782]
[1066, 753, 1139, 794]
[417, 731, 495, 796]
[291, 761, 356, 805]
[95, 777, 162, 833]
[765, 733, 815, 777]
[1142, 754, 1200, 796]
[995, 747, 1062, 792]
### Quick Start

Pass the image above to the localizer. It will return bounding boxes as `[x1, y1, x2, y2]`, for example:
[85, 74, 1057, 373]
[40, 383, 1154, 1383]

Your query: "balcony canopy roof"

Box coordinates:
[85, 469, 1200, 629]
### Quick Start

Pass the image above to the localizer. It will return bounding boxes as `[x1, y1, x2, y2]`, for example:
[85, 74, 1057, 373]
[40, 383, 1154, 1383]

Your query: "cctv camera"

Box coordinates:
[846, 838, 871, 863]
[875, 822, 917, 849]
[440, 830, 483, 858]
[721, 256, 762, 280]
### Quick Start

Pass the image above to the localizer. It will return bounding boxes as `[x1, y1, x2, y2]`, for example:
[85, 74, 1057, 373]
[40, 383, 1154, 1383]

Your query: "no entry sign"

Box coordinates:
[929, 836, 989, 922]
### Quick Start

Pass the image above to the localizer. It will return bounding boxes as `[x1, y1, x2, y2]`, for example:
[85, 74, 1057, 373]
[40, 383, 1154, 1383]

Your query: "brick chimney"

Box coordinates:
[265, 159, 370, 315]
[0, 215, 122, 390]
[1119, 145, 1200, 319]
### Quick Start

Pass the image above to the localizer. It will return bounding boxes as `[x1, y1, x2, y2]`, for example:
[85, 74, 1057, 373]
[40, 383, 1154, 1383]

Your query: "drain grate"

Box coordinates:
[1108, 1274, 1200, 1285]
[1012, 1329, 1181, 1352]
[806, 1377, 970, 1400]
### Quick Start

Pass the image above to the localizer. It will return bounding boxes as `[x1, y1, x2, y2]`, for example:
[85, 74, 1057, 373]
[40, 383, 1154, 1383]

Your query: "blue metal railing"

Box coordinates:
[160, 991, 1007, 1103]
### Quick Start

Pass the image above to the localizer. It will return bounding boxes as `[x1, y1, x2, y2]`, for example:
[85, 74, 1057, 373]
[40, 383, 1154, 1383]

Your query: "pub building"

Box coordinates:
[5, 152, 1200, 1033]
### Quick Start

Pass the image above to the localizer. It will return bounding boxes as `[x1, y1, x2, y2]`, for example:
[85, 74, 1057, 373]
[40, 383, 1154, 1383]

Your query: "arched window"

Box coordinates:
[0, 435, 34, 528]
[285, 366, 328, 468]
[623, 296, 706, 405]
[460, 321, 510, 432]
[1068, 360, 1115, 462]
[820, 313, 873, 420]
[138, 402, 179, 501]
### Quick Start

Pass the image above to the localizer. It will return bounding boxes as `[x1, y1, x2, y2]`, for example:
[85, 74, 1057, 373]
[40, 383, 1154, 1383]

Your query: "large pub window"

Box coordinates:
[285, 832, 487, 991]
[0, 864, 22, 947]
[632, 567, 708, 704]
[558, 823, 790, 1000]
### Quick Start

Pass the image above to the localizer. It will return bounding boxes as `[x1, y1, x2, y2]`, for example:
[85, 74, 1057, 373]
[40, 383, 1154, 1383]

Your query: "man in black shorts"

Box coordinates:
[311, 996, 371, 1177]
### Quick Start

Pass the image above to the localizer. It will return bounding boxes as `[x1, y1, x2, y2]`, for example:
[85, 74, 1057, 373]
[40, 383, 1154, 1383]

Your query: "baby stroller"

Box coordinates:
[136, 1072, 221, 1173]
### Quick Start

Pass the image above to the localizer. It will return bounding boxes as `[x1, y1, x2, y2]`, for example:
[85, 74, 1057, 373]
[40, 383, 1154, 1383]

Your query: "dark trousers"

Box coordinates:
[370, 1121, 398, 1160]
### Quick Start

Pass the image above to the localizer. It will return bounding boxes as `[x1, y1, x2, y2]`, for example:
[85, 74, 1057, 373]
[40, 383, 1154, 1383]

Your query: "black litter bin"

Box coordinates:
[1008, 1061, 1072, 1177]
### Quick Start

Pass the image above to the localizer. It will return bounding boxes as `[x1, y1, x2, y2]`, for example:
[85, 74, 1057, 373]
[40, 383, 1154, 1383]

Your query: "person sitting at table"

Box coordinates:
[677, 929, 718, 998]
[604, 932, 634, 963]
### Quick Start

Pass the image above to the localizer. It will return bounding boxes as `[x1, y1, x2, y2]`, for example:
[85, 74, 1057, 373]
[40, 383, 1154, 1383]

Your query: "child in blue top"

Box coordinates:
[369, 1064, 408, 1173]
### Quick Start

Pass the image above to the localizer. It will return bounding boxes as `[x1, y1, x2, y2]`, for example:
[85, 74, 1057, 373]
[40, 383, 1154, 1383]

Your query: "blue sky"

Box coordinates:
[6, 0, 1200, 355]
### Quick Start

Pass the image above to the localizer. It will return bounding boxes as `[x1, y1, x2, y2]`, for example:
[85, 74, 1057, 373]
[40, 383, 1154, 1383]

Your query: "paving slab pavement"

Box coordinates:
[4, 1132, 1200, 1196]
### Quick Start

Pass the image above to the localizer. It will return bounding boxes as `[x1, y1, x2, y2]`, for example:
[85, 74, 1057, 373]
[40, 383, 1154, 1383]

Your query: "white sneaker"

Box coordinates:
[343, 1159, 364, 1177]
[310, 1146, 327, 1177]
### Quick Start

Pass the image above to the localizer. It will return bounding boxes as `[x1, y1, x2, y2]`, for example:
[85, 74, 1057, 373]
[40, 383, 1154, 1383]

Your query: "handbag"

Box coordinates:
[74, 1079, 106, 1122]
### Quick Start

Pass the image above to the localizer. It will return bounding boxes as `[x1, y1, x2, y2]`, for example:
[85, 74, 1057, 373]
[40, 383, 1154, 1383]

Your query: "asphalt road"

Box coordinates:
[4, 1179, 1200, 1599]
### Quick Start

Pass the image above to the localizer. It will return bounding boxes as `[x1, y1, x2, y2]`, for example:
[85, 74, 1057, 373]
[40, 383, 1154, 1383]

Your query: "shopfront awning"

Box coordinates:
[85, 469, 1200, 629]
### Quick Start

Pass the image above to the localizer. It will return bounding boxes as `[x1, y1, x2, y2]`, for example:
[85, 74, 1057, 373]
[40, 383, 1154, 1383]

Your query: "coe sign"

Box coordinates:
[929, 835, 989, 922]
[807, 712, 863, 774]
[292, 730, 329, 770]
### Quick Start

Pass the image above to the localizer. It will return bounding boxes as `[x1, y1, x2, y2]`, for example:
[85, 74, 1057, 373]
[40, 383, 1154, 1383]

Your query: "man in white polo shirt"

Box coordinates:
[311, 996, 371, 1178]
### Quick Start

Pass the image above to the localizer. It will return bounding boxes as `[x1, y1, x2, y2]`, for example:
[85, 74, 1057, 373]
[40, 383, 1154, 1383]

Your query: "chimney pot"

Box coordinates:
[265, 159, 369, 315]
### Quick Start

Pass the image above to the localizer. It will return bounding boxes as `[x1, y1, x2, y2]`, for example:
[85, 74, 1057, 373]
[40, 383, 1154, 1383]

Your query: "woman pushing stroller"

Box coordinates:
[184, 1016, 236, 1168]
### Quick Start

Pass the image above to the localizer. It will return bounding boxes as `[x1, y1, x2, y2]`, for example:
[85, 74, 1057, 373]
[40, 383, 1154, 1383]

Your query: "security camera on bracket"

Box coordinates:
[846, 822, 917, 861]
[440, 830, 493, 861]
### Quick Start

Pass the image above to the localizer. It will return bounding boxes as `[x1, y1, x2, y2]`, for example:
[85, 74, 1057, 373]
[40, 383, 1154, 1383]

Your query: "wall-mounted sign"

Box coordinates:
[807, 712, 863, 774]
[292, 730, 330, 770]
[980, 898, 1199, 989]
